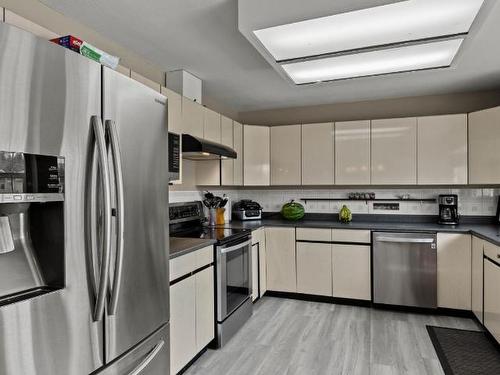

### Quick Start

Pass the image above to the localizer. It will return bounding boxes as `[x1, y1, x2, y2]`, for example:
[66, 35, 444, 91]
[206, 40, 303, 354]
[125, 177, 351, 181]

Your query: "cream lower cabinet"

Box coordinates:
[436, 233, 472, 310]
[332, 244, 371, 301]
[469, 106, 500, 184]
[244, 125, 270, 186]
[417, 114, 468, 185]
[297, 242, 332, 296]
[195, 266, 215, 350]
[270, 125, 301, 185]
[335, 120, 371, 185]
[251, 227, 267, 300]
[301, 123, 334, 185]
[265, 227, 296, 293]
[472, 236, 484, 323]
[484, 256, 500, 344]
[170, 277, 196, 375]
[371, 118, 417, 185]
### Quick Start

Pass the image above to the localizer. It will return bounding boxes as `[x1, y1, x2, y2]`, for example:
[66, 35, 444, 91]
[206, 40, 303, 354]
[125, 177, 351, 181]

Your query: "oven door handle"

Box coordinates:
[219, 239, 252, 254]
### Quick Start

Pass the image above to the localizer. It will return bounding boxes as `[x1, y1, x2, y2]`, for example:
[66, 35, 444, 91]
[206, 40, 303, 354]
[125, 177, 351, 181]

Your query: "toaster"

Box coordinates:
[232, 200, 262, 221]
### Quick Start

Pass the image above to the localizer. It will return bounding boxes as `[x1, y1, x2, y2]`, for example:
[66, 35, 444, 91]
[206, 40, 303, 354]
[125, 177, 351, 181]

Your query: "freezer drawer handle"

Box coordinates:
[376, 237, 435, 244]
[128, 340, 165, 375]
[106, 119, 125, 316]
[219, 239, 252, 254]
[91, 115, 113, 322]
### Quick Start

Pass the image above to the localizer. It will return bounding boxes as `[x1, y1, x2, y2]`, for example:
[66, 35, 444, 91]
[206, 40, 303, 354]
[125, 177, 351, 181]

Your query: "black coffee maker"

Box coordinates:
[438, 194, 459, 225]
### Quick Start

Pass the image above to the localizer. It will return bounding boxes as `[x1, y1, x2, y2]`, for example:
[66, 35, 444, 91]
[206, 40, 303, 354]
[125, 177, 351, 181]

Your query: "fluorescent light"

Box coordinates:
[254, 0, 483, 61]
[281, 39, 463, 84]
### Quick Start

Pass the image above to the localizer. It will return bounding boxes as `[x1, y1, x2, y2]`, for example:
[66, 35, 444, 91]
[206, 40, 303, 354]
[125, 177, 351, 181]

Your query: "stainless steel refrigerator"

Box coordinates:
[0, 22, 169, 375]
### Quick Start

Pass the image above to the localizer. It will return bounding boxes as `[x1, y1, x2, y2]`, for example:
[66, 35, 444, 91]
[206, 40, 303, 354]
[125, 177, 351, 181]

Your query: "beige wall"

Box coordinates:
[239, 90, 500, 126]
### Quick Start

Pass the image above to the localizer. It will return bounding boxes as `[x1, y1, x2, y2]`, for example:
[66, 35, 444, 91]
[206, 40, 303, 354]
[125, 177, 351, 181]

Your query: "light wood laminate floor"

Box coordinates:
[184, 297, 480, 375]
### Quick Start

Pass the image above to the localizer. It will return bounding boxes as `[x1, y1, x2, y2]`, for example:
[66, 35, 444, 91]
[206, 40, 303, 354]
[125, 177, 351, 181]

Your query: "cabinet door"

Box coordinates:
[469, 106, 500, 184]
[270, 125, 301, 185]
[417, 114, 468, 185]
[301, 123, 334, 185]
[484, 259, 500, 344]
[265, 227, 296, 293]
[203, 107, 221, 143]
[233, 121, 243, 185]
[182, 97, 204, 138]
[221, 116, 234, 186]
[332, 245, 371, 300]
[244, 125, 270, 186]
[437, 233, 472, 310]
[472, 237, 484, 323]
[252, 244, 259, 301]
[258, 231, 267, 296]
[130, 71, 161, 92]
[371, 118, 417, 185]
[161, 86, 182, 134]
[170, 277, 196, 375]
[335, 120, 371, 185]
[297, 242, 332, 296]
[195, 267, 215, 351]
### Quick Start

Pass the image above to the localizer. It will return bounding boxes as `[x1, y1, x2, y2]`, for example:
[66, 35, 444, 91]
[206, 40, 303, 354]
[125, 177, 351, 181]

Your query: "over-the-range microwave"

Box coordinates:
[168, 132, 180, 182]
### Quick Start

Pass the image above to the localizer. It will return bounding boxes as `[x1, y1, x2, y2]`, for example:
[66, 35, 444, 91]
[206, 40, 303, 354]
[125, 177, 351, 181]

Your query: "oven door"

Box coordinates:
[216, 238, 252, 322]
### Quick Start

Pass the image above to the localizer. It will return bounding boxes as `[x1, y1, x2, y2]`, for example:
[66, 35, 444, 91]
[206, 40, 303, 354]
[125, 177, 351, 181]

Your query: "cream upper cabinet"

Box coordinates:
[233, 121, 243, 185]
[417, 114, 468, 185]
[270, 125, 301, 185]
[472, 236, 484, 323]
[161, 86, 182, 134]
[221, 116, 234, 186]
[335, 120, 371, 185]
[265, 227, 296, 293]
[243, 125, 270, 186]
[301, 123, 334, 185]
[203, 107, 221, 143]
[182, 97, 204, 138]
[469, 106, 500, 184]
[332, 244, 371, 300]
[296, 242, 332, 296]
[437, 233, 472, 310]
[371, 118, 417, 185]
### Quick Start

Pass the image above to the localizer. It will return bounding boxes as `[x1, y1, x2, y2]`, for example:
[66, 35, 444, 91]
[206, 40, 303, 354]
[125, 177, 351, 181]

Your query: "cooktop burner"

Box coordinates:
[172, 226, 250, 244]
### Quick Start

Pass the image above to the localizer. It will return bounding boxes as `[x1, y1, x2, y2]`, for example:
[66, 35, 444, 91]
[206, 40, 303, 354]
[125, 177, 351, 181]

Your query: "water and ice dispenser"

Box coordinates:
[0, 151, 65, 305]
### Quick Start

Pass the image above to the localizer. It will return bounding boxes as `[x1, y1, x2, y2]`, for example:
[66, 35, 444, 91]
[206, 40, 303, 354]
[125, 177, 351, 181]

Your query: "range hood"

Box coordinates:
[182, 134, 237, 160]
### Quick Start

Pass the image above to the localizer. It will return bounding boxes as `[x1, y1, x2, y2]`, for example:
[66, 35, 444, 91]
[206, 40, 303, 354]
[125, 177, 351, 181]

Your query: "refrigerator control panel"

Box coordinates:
[0, 151, 64, 197]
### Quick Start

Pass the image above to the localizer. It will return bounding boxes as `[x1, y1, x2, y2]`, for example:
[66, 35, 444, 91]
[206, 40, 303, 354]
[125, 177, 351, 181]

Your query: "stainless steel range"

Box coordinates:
[170, 201, 253, 347]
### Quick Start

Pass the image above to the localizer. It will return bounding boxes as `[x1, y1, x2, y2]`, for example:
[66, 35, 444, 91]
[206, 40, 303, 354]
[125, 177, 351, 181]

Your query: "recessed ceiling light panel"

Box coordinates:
[281, 38, 464, 85]
[254, 0, 483, 61]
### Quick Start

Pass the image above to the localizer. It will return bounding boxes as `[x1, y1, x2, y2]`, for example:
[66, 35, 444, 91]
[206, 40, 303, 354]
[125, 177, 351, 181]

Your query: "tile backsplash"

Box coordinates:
[169, 188, 500, 216]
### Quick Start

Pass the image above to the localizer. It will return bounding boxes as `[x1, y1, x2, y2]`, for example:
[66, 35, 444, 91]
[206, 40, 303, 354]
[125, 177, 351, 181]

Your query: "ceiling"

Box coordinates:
[39, 0, 500, 114]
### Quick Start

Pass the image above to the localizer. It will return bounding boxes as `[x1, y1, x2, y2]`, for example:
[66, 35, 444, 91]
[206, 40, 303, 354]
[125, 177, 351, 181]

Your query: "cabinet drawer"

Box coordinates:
[484, 241, 500, 262]
[332, 229, 371, 244]
[170, 252, 197, 282]
[296, 228, 331, 242]
[196, 246, 214, 269]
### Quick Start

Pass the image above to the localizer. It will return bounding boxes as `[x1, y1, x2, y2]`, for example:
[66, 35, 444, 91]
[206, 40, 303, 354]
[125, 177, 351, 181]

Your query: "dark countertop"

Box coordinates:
[169, 237, 216, 259]
[222, 214, 500, 246]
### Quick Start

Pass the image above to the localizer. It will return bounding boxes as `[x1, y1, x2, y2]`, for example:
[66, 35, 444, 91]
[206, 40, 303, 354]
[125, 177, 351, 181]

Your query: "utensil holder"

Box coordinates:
[216, 208, 225, 225]
[208, 208, 217, 227]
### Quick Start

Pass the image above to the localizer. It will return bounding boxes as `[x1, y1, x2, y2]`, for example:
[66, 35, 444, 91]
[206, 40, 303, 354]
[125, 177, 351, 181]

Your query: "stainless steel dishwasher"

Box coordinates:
[373, 232, 437, 309]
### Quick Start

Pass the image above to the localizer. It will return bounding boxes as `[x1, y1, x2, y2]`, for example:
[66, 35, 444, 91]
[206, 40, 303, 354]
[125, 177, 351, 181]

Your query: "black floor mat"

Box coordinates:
[427, 326, 500, 375]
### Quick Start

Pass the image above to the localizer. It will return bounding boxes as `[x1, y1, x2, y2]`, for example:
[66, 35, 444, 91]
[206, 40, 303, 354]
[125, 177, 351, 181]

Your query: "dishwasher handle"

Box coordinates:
[376, 236, 435, 245]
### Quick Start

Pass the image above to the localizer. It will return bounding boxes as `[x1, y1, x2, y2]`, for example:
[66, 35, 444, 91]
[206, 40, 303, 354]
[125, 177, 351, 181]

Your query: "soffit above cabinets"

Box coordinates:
[239, 0, 488, 86]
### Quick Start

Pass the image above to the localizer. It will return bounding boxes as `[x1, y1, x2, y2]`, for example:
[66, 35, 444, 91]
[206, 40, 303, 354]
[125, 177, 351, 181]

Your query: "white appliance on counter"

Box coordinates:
[0, 23, 170, 375]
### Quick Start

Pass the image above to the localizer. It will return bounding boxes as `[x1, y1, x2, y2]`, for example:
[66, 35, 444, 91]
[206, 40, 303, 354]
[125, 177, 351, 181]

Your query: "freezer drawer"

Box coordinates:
[95, 324, 169, 375]
[373, 232, 437, 308]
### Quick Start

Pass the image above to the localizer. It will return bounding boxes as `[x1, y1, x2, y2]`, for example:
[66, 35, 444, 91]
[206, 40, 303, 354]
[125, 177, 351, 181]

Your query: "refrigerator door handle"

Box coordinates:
[127, 340, 165, 375]
[91, 115, 113, 322]
[106, 119, 125, 316]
